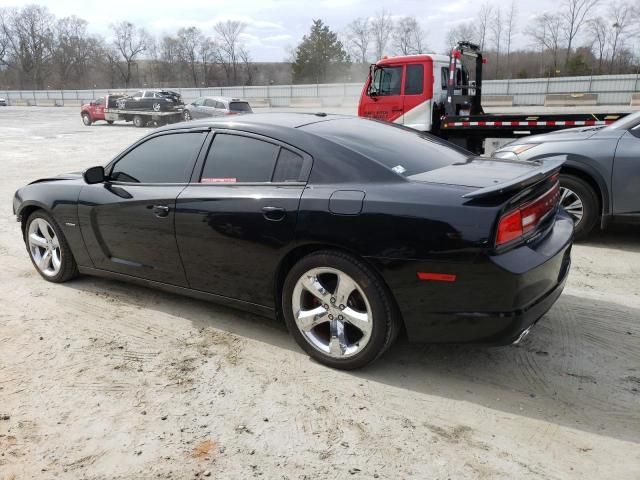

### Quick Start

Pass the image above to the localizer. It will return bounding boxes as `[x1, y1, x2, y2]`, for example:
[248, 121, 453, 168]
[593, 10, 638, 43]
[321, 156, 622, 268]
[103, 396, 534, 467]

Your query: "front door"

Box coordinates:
[78, 130, 208, 285]
[361, 64, 405, 124]
[612, 129, 640, 215]
[176, 131, 310, 307]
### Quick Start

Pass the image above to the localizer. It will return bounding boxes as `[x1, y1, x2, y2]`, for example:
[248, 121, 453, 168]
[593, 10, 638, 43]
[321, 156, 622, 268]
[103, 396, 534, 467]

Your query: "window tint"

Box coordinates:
[230, 101, 252, 113]
[111, 133, 205, 183]
[272, 149, 304, 182]
[405, 64, 424, 95]
[201, 134, 278, 183]
[143, 91, 154, 98]
[302, 118, 471, 177]
[193, 97, 205, 106]
[131, 91, 143, 98]
[441, 67, 448, 90]
[204, 99, 216, 107]
[215, 101, 226, 109]
[369, 66, 402, 96]
[95, 98, 104, 106]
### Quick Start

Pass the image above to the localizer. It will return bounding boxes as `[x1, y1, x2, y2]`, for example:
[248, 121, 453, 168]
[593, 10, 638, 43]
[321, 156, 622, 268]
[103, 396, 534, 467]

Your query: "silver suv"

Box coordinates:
[183, 97, 253, 121]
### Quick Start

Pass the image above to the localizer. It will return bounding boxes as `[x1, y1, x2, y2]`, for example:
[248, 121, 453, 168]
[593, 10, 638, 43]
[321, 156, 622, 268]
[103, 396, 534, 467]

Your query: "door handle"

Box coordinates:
[262, 206, 286, 221]
[153, 205, 170, 217]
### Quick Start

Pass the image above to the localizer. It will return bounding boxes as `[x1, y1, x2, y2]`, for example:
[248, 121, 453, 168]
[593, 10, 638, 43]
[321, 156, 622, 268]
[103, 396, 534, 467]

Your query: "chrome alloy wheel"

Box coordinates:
[152, 102, 161, 112]
[28, 218, 61, 277]
[560, 187, 584, 225]
[292, 267, 373, 359]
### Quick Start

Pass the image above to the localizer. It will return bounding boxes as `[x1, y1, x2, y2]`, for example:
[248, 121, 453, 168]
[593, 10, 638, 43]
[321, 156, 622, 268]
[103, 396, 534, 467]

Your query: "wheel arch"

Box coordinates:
[18, 202, 48, 234]
[560, 162, 610, 218]
[273, 242, 404, 332]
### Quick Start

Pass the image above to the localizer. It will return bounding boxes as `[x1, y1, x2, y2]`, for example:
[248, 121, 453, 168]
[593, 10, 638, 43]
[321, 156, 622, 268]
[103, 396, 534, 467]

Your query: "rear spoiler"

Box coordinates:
[463, 156, 565, 199]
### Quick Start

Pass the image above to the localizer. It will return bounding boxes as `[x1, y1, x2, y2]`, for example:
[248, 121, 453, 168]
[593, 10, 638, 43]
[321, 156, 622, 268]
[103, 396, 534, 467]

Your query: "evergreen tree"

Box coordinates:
[292, 19, 348, 84]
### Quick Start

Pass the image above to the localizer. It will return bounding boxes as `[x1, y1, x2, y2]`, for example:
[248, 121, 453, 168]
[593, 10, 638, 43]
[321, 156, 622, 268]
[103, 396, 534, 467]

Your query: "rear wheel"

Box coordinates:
[25, 211, 77, 283]
[133, 115, 145, 128]
[106, 120, 114, 125]
[81, 113, 92, 126]
[152, 102, 162, 112]
[183, 109, 191, 121]
[559, 174, 599, 239]
[282, 251, 399, 370]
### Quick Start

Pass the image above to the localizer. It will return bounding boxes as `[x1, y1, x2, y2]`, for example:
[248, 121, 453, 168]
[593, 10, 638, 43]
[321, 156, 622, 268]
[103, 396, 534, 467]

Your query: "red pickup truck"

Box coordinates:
[80, 94, 183, 128]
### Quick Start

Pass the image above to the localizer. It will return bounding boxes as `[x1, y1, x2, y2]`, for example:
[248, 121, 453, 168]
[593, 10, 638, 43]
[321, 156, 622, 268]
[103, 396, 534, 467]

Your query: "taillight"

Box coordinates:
[496, 181, 560, 246]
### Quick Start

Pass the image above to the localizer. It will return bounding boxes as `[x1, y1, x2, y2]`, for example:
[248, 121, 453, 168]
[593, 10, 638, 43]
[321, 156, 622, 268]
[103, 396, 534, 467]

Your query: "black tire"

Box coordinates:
[133, 115, 145, 128]
[152, 102, 162, 112]
[559, 174, 599, 240]
[81, 113, 92, 126]
[282, 250, 399, 370]
[24, 210, 78, 283]
[106, 120, 114, 125]
[183, 109, 191, 121]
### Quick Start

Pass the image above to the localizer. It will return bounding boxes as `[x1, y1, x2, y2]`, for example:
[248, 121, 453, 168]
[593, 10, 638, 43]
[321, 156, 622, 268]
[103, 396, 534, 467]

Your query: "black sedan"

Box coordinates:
[13, 114, 573, 369]
[115, 89, 183, 112]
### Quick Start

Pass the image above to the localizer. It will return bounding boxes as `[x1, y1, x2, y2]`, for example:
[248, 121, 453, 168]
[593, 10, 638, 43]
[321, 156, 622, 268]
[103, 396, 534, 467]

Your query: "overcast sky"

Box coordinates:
[1, 0, 581, 61]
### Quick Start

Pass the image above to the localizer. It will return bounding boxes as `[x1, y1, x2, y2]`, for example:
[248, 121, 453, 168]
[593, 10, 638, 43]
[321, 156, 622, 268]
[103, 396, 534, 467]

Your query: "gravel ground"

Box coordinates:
[0, 107, 639, 479]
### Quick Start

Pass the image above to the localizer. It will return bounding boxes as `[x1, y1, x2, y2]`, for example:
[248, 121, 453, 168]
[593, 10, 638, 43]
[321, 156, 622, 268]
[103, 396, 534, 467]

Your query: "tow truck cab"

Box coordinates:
[358, 43, 480, 133]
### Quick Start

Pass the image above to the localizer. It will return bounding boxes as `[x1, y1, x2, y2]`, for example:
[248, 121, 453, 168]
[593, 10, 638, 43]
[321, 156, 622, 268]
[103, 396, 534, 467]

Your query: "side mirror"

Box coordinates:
[84, 166, 105, 184]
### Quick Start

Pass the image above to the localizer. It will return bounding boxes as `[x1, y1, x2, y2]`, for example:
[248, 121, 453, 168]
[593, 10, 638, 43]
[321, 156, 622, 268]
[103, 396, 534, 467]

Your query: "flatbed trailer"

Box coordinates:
[104, 108, 183, 128]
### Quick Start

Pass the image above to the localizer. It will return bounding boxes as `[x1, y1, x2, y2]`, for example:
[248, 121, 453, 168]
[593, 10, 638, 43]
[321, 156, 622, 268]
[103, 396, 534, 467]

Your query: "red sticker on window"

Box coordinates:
[201, 178, 237, 183]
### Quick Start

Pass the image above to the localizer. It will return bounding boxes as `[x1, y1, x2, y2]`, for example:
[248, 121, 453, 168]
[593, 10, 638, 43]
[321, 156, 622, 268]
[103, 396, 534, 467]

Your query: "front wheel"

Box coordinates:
[559, 174, 599, 239]
[183, 109, 191, 121]
[25, 211, 78, 283]
[106, 120, 114, 125]
[81, 113, 92, 126]
[282, 251, 399, 370]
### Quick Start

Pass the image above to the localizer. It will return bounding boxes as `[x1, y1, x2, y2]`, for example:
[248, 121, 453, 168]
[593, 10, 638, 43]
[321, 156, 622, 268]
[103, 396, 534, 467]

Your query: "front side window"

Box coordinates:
[405, 64, 424, 95]
[200, 134, 278, 183]
[193, 97, 205, 106]
[110, 132, 205, 183]
[369, 66, 402, 96]
[204, 99, 216, 107]
[95, 98, 104, 106]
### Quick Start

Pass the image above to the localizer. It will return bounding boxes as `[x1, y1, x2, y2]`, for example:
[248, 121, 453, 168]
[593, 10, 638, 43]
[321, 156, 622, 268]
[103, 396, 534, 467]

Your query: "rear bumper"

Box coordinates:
[371, 210, 573, 344]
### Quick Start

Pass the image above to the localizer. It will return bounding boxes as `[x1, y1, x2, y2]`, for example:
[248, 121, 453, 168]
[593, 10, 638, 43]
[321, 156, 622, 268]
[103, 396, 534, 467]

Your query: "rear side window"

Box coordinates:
[230, 101, 252, 113]
[215, 101, 226, 109]
[272, 149, 304, 182]
[201, 134, 278, 183]
[204, 99, 216, 107]
[302, 119, 471, 177]
[405, 64, 424, 95]
[111, 133, 205, 183]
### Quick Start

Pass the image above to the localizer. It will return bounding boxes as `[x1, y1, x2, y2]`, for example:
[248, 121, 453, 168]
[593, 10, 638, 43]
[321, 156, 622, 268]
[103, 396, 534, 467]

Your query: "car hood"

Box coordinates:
[29, 172, 83, 185]
[509, 126, 605, 145]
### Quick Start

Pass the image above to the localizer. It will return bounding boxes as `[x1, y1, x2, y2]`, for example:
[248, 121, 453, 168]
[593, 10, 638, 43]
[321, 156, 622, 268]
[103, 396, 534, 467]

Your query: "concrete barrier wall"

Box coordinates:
[544, 93, 598, 106]
[482, 95, 514, 107]
[1, 73, 639, 107]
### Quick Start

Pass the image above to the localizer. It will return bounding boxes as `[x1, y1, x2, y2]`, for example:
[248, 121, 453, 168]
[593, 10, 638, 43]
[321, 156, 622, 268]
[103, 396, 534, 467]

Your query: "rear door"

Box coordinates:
[175, 131, 311, 307]
[361, 64, 405, 124]
[78, 130, 208, 285]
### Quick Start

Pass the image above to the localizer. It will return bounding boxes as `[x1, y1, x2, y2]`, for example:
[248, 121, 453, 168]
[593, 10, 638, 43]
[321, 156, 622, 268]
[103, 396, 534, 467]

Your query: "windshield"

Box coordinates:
[605, 111, 640, 130]
[302, 118, 472, 177]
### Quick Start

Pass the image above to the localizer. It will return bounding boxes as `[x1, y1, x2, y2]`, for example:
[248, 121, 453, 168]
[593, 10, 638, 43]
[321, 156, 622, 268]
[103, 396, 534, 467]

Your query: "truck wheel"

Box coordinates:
[559, 174, 599, 239]
[133, 115, 145, 128]
[106, 120, 114, 125]
[152, 102, 162, 112]
[81, 113, 92, 126]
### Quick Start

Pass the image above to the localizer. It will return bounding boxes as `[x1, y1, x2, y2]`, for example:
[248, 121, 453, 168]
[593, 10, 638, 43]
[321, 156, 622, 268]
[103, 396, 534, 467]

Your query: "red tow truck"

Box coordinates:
[358, 41, 628, 154]
[80, 94, 183, 128]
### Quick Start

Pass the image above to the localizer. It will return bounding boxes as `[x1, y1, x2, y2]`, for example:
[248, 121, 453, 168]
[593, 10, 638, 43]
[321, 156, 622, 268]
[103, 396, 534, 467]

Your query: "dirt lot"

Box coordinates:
[1, 107, 639, 479]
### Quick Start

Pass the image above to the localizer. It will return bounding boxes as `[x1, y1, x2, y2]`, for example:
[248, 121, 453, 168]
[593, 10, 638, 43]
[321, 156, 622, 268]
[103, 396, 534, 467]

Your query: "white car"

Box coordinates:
[0, 98, 7, 106]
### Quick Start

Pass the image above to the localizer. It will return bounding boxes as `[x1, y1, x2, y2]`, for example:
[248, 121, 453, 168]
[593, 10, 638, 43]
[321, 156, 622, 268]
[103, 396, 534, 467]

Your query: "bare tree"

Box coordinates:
[0, 8, 9, 67]
[608, 2, 633, 73]
[239, 46, 254, 85]
[214, 20, 246, 85]
[504, 2, 518, 78]
[527, 13, 565, 75]
[177, 27, 203, 87]
[562, 0, 600, 67]
[476, 3, 493, 50]
[111, 21, 149, 87]
[370, 10, 393, 60]
[198, 36, 217, 86]
[446, 22, 477, 52]
[588, 17, 609, 73]
[392, 16, 426, 55]
[54, 16, 99, 88]
[345, 17, 371, 63]
[490, 7, 504, 77]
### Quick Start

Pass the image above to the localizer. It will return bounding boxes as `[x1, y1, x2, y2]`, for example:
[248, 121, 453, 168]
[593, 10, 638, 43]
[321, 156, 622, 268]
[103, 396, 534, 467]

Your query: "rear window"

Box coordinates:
[230, 101, 252, 113]
[302, 118, 471, 177]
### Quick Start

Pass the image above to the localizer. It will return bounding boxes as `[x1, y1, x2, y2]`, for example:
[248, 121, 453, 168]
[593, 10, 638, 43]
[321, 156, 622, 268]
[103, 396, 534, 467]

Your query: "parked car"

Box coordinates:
[13, 114, 572, 370]
[183, 97, 252, 121]
[0, 97, 7, 106]
[494, 110, 640, 238]
[115, 89, 183, 112]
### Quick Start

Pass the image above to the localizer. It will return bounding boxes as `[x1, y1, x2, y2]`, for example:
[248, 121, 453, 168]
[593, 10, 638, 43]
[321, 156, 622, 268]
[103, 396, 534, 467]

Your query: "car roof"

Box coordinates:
[158, 112, 350, 132]
[200, 96, 247, 103]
